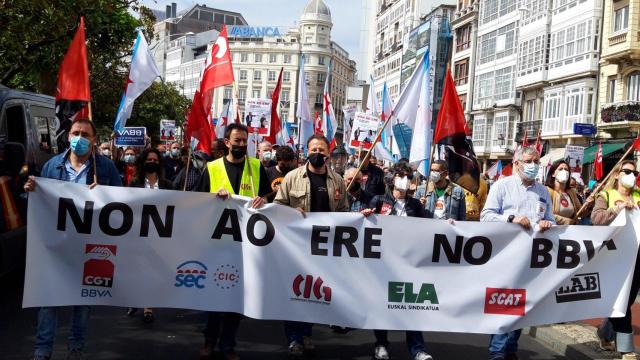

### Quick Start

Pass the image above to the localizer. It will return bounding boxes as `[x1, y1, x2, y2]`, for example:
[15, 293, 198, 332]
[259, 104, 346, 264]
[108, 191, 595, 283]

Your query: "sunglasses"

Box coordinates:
[621, 169, 639, 176]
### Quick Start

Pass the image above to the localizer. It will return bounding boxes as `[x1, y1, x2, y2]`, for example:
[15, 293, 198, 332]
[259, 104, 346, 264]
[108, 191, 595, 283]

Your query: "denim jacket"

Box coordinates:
[40, 149, 122, 186]
[424, 181, 466, 221]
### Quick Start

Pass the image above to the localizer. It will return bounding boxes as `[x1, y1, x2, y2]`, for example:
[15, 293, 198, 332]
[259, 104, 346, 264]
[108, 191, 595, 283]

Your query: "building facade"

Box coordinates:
[470, 0, 521, 167]
[450, 0, 480, 124]
[597, 0, 640, 140]
[370, 0, 455, 103]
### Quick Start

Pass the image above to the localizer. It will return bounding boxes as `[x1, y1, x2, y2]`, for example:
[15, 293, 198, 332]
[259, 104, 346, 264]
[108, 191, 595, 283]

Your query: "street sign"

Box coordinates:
[573, 123, 596, 136]
[115, 127, 146, 147]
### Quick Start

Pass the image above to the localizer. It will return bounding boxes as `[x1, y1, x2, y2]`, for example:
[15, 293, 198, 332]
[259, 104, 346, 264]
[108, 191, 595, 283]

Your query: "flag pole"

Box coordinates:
[182, 145, 192, 191]
[88, 102, 99, 189]
[573, 144, 635, 220]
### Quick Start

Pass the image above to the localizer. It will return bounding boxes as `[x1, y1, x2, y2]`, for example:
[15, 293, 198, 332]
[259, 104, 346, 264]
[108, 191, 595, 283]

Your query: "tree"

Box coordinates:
[0, 0, 174, 142]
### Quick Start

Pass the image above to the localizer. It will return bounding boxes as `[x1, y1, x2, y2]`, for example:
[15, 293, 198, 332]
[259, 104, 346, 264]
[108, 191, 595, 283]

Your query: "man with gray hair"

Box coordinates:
[480, 146, 555, 360]
[257, 140, 276, 168]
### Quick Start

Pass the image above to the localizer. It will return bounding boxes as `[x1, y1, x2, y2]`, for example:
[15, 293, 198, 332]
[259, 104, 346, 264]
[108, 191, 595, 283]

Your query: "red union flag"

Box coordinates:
[595, 142, 603, 181]
[199, 25, 234, 116]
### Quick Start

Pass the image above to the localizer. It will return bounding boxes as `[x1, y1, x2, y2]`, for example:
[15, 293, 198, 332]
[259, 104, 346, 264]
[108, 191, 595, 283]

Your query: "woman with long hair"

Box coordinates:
[544, 160, 583, 224]
[592, 160, 640, 359]
[126, 148, 172, 323]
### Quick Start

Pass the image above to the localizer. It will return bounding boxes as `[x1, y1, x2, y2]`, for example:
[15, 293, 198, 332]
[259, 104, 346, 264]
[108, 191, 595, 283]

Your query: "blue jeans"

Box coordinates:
[374, 330, 425, 357]
[284, 321, 313, 345]
[202, 312, 242, 352]
[489, 329, 521, 359]
[34, 306, 90, 357]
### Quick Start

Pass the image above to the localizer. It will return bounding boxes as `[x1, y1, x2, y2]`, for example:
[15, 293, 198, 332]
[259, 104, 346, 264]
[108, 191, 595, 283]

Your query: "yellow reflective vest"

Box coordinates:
[207, 157, 261, 196]
[603, 188, 640, 209]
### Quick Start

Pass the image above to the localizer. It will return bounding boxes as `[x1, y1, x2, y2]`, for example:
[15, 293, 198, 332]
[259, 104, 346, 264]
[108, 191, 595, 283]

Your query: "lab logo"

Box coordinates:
[213, 264, 240, 289]
[555, 273, 601, 303]
[82, 244, 117, 288]
[175, 260, 208, 289]
[291, 274, 331, 304]
[484, 288, 526, 316]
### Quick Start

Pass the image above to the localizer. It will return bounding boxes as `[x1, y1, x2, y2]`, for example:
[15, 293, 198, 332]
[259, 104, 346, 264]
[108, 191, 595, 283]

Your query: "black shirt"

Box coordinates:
[361, 163, 386, 196]
[308, 170, 330, 212]
[198, 157, 271, 197]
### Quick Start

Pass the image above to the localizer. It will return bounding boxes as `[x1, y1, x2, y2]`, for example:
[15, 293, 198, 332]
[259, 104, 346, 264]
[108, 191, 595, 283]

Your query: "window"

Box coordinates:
[478, 23, 515, 65]
[252, 89, 261, 98]
[518, 35, 545, 75]
[543, 94, 560, 119]
[255, 54, 263, 63]
[282, 90, 290, 102]
[254, 71, 262, 81]
[454, 59, 469, 86]
[608, 76, 617, 103]
[456, 24, 472, 51]
[304, 55, 310, 64]
[268, 71, 277, 81]
[240, 53, 248, 62]
[315, 93, 323, 104]
[525, 100, 535, 122]
[238, 89, 246, 101]
[284, 54, 292, 64]
[459, 94, 467, 110]
[494, 66, 513, 101]
[239, 70, 247, 80]
[317, 73, 326, 85]
[614, 6, 629, 33]
[283, 71, 291, 82]
[269, 54, 277, 63]
[627, 72, 640, 101]
[319, 56, 326, 65]
[493, 115, 510, 147]
[224, 87, 232, 100]
[474, 72, 494, 106]
[481, 0, 499, 24]
[472, 117, 486, 146]
[565, 91, 583, 117]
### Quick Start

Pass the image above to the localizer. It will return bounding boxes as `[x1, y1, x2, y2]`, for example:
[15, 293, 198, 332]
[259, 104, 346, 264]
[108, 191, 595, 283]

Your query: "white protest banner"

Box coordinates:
[349, 112, 379, 150]
[244, 98, 272, 136]
[160, 119, 176, 141]
[564, 145, 585, 174]
[25, 178, 639, 334]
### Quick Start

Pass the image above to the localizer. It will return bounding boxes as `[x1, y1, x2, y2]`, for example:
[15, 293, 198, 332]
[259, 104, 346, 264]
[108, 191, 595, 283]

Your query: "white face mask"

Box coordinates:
[429, 171, 441, 183]
[394, 176, 410, 191]
[621, 173, 637, 189]
[555, 169, 570, 183]
[194, 159, 206, 169]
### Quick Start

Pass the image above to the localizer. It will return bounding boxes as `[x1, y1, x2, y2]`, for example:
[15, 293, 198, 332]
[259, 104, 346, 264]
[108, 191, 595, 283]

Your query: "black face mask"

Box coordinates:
[307, 153, 327, 168]
[348, 181, 361, 193]
[143, 162, 160, 174]
[230, 145, 247, 159]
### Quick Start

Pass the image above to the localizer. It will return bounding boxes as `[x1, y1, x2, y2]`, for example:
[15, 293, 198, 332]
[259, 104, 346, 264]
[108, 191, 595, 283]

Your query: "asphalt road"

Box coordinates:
[0, 274, 567, 360]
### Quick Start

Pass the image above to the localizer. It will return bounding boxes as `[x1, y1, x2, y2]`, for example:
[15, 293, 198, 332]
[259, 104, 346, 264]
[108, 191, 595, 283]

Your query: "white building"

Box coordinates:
[370, 0, 455, 102]
[471, 0, 521, 167]
[450, 0, 480, 123]
[165, 30, 218, 100]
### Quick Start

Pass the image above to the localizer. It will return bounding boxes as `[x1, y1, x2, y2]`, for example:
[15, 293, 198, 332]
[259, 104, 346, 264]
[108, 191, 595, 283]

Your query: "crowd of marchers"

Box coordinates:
[18, 119, 640, 360]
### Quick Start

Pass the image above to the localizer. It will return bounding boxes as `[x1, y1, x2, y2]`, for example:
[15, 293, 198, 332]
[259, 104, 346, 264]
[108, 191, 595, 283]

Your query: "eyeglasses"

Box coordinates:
[621, 169, 639, 176]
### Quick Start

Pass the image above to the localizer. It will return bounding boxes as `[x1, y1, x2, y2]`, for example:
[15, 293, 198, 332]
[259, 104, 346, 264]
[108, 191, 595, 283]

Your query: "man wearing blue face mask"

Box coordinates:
[480, 146, 555, 360]
[23, 119, 121, 360]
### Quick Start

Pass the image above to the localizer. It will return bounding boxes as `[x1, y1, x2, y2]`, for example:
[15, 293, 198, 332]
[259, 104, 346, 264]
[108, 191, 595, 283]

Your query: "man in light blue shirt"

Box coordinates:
[481, 146, 555, 360]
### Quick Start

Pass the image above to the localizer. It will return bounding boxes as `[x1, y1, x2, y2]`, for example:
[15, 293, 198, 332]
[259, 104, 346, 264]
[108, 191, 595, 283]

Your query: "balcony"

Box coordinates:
[609, 32, 627, 46]
[601, 101, 640, 123]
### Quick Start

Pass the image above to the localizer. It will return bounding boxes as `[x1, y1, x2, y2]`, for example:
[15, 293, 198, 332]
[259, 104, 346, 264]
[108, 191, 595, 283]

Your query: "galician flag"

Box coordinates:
[114, 31, 160, 132]
[297, 54, 313, 151]
[408, 54, 431, 176]
[322, 61, 338, 151]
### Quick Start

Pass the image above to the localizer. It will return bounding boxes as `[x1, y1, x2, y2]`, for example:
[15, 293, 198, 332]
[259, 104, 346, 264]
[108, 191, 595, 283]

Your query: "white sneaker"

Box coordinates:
[414, 351, 433, 360]
[374, 345, 390, 360]
[622, 353, 640, 360]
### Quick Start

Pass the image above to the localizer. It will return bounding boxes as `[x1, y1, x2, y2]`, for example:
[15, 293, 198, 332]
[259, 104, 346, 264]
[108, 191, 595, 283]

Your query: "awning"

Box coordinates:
[583, 142, 627, 164]
[540, 148, 565, 166]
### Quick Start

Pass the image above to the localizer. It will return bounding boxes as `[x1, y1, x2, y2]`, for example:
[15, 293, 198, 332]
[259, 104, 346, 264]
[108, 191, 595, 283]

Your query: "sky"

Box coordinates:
[140, 0, 362, 59]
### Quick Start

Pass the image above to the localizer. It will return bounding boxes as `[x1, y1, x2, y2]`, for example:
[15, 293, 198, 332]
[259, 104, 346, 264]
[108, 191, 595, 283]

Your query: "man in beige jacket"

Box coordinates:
[274, 134, 348, 358]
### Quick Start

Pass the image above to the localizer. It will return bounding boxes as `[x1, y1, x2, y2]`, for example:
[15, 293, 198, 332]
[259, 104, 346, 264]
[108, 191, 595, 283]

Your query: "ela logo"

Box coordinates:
[175, 261, 208, 289]
[83, 244, 116, 288]
[484, 288, 526, 316]
[555, 273, 601, 303]
[291, 274, 332, 304]
[388, 282, 439, 304]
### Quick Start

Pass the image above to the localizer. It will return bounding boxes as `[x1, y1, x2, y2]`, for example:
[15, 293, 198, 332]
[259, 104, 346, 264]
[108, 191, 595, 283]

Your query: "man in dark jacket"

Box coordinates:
[24, 119, 122, 360]
[359, 152, 386, 196]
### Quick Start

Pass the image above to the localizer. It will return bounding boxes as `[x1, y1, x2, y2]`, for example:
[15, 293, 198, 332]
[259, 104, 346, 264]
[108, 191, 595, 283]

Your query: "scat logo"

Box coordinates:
[484, 288, 526, 316]
[175, 261, 207, 289]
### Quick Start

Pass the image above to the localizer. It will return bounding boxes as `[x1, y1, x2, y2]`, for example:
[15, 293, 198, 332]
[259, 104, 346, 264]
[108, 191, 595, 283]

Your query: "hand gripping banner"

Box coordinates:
[24, 178, 640, 334]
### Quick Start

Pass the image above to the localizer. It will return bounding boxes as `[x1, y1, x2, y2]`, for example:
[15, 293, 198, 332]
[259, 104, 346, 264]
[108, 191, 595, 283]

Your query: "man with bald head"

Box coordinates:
[344, 167, 374, 212]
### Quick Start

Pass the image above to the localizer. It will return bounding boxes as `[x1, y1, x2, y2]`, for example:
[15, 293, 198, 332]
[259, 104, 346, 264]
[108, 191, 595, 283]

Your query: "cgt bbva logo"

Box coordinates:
[82, 244, 116, 298]
[484, 288, 526, 316]
[291, 274, 332, 304]
[175, 261, 208, 289]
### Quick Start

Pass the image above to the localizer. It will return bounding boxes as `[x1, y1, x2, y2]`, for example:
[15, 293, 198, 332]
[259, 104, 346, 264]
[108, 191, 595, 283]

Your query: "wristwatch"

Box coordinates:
[507, 215, 515, 223]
